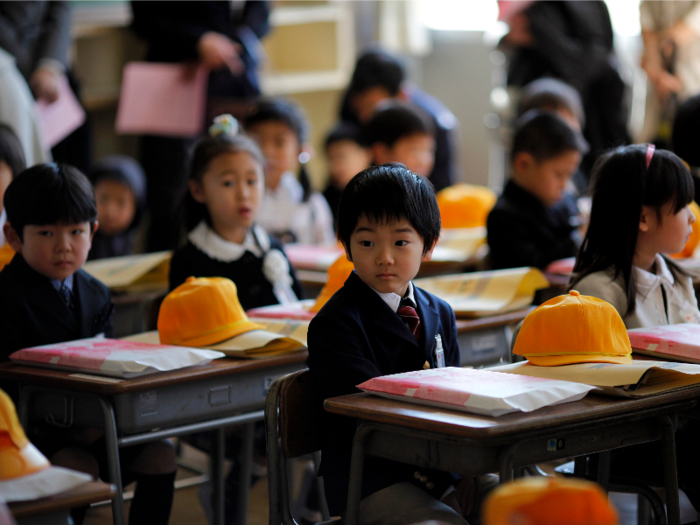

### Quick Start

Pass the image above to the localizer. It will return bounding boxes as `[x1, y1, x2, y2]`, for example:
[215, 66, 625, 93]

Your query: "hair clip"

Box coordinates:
[645, 143, 655, 169]
[209, 114, 239, 138]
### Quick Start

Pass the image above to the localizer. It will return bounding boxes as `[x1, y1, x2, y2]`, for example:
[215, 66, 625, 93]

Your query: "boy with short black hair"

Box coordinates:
[0, 163, 176, 525]
[363, 103, 436, 178]
[308, 164, 497, 525]
[487, 110, 588, 271]
[341, 49, 458, 191]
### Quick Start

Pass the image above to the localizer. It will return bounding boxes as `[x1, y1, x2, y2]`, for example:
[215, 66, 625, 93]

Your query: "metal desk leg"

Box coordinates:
[658, 415, 680, 525]
[596, 451, 612, 493]
[97, 397, 126, 525]
[212, 427, 226, 525]
[498, 442, 520, 484]
[345, 424, 372, 525]
[235, 422, 255, 525]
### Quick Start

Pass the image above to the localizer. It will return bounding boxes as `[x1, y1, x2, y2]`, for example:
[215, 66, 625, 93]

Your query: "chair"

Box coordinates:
[265, 369, 336, 525]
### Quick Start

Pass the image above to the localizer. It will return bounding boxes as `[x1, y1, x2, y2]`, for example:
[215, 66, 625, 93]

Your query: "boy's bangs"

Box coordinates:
[31, 181, 96, 226]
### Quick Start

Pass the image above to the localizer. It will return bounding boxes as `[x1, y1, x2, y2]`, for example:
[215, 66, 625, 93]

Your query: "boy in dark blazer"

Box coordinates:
[0, 163, 176, 525]
[308, 164, 496, 525]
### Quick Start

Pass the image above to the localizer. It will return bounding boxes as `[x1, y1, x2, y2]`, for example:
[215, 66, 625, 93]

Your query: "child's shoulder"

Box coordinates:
[75, 267, 112, 298]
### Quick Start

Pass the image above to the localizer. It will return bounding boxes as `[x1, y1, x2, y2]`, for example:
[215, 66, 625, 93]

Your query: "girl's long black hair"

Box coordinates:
[243, 98, 313, 202]
[571, 145, 694, 316]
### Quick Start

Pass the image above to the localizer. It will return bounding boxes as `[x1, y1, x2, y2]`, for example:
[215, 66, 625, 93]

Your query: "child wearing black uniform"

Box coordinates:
[308, 164, 497, 525]
[169, 115, 303, 310]
[0, 163, 176, 525]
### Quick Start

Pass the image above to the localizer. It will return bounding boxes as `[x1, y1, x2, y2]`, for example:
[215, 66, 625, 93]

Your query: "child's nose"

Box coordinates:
[376, 246, 393, 265]
[689, 207, 697, 225]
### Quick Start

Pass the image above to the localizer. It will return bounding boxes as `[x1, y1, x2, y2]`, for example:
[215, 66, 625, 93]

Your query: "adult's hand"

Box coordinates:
[197, 31, 243, 74]
[30, 67, 60, 103]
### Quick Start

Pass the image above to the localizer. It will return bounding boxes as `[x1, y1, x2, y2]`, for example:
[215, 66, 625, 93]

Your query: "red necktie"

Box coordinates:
[398, 304, 421, 342]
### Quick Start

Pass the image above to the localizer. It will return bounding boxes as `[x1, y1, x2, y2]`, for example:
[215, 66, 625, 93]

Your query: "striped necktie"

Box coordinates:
[397, 298, 421, 342]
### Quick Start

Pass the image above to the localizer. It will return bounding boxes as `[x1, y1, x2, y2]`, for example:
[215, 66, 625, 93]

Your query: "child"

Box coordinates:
[487, 110, 588, 270]
[0, 163, 176, 525]
[169, 115, 303, 310]
[88, 155, 146, 260]
[0, 124, 26, 267]
[307, 164, 497, 524]
[569, 144, 700, 511]
[517, 78, 589, 195]
[243, 98, 335, 245]
[341, 49, 458, 191]
[571, 145, 700, 328]
[323, 122, 371, 223]
[363, 102, 436, 178]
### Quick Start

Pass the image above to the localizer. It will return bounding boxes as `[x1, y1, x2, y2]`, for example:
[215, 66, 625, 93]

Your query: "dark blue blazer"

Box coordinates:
[307, 271, 460, 515]
[0, 253, 113, 361]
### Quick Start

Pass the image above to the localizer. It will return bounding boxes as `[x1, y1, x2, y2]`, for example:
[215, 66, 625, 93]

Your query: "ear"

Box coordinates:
[189, 179, 206, 204]
[372, 143, 391, 166]
[513, 152, 535, 176]
[4, 223, 22, 253]
[91, 220, 99, 238]
[340, 239, 353, 263]
[421, 238, 439, 262]
[639, 205, 653, 233]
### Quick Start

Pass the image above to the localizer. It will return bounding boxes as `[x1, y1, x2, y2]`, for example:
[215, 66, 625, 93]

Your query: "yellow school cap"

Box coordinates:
[484, 476, 618, 525]
[671, 201, 700, 259]
[309, 254, 354, 313]
[436, 183, 497, 229]
[0, 243, 14, 273]
[0, 389, 50, 480]
[158, 276, 264, 347]
[513, 290, 632, 366]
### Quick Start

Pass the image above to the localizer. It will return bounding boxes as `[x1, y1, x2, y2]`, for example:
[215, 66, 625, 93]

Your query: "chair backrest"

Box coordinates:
[278, 369, 324, 458]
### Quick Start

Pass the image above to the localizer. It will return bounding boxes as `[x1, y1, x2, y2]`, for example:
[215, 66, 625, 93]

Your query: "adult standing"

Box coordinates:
[500, 0, 630, 175]
[130, 1, 270, 252]
[0, 1, 90, 173]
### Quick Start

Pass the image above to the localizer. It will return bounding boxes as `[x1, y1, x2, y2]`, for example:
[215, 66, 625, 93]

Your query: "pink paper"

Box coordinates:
[284, 244, 344, 271]
[115, 62, 208, 137]
[248, 301, 316, 321]
[545, 257, 576, 276]
[36, 75, 86, 148]
[358, 367, 595, 416]
[628, 324, 700, 361]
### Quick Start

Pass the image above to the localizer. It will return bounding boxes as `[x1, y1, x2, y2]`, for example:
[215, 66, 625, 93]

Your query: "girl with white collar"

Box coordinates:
[571, 144, 700, 328]
[169, 115, 303, 310]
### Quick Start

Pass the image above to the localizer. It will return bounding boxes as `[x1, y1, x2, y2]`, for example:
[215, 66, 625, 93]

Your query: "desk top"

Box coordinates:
[454, 307, 532, 333]
[8, 480, 115, 518]
[0, 351, 308, 396]
[325, 388, 700, 442]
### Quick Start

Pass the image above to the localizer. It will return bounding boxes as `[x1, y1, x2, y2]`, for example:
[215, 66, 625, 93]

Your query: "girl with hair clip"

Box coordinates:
[571, 144, 700, 328]
[169, 114, 303, 310]
[243, 98, 335, 245]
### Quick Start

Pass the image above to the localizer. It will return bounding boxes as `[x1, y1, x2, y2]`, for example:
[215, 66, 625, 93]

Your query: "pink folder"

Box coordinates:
[116, 62, 209, 137]
[36, 75, 86, 148]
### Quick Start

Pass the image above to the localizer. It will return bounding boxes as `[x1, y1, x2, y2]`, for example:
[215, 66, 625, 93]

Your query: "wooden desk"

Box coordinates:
[455, 308, 533, 367]
[326, 388, 700, 525]
[0, 353, 308, 525]
[9, 480, 115, 525]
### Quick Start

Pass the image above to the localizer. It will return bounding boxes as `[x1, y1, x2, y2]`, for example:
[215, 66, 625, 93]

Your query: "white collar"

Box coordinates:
[267, 171, 303, 202]
[188, 221, 270, 262]
[634, 254, 675, 300]
[370, 281, 416, 313]
[0, 208, 6, 246]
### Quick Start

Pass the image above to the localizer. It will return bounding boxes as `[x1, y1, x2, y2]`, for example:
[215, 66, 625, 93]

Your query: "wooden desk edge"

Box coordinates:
[9, 480, 116, 518]
[455, 307, 534, 332]
[0, 351, 308, 395]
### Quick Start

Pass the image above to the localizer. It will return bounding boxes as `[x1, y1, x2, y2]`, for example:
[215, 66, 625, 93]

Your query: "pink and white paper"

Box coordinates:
[358, 367, 596, 417]
[10, 337, 224, 378]
[628, 324, 700, 363]
[248, 299, 317, 321]
[36, 75, 86, 148]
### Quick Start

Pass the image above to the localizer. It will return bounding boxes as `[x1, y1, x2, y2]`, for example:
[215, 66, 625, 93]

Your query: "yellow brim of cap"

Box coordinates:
[164, 319, 265, 348]
[526, 354, 633, 367]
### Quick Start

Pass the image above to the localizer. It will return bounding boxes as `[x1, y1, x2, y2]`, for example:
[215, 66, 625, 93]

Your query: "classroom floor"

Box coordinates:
[81, 450, 698, 525]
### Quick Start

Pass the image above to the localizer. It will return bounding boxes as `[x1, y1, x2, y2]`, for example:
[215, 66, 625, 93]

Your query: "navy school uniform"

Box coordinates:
[307, 271, 460, 515]
[0, 253, 113, 361]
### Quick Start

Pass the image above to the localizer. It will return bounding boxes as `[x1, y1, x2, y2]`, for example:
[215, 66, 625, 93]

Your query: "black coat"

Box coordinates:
[0, 254, 113, 361]
[168, 237, 304, 311]
[487, 180, 579, 271]
[307, 271, 460, 514]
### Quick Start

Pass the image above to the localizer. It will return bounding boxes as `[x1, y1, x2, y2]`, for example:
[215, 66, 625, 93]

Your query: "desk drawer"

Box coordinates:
[457, 327, 512, 368]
